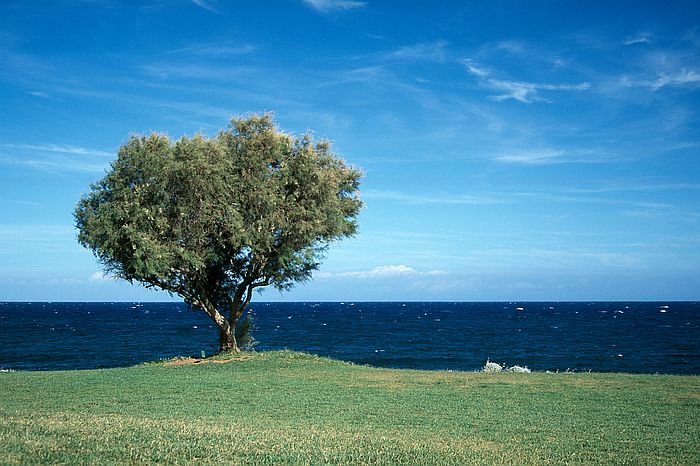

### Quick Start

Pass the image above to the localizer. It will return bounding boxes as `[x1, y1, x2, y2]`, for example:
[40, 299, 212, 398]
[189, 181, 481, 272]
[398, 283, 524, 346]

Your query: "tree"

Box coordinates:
[75, 114, 362, 352]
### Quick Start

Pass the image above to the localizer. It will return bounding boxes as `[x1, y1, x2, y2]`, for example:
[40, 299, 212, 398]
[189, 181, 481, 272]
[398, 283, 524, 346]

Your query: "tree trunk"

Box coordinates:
[228, 297, 247, 348]
[193, 299, 240, 353]
[219, 325, 239, 353]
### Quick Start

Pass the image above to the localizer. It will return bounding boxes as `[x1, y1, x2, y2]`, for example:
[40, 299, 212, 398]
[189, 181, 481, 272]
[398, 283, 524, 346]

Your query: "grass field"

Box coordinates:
[1, 350, 698, 464]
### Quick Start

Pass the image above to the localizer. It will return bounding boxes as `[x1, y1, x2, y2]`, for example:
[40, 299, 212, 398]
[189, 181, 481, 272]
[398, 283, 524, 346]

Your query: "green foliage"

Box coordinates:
[235, 314, 257, 351]
[75, 114, 362, 349]
[1, 352, 699, 464]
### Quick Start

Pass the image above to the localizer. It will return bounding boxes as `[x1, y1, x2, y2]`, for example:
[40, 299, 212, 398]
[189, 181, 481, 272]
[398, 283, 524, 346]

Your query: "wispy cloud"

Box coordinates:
[561, 177, 700, 194]
[464, 59, 590, 103]
[322, 65, 387, 85]
[364, 190, 503, 205]
[380, 41, 449, 63]
[303, 0, 367, 13]
[168, 43, 257, 56]
[624, 32, 653, 46]
[191, 0, 218, 13]
[469, 247, 649, 270]
[621, 68, 700, 91]
[0, 143, 113, 158]
[489, 79, 590, 103]
[90, 271, 116, 282]
[493, 148, 568, 164]
[0, 224, 76, 254]
[0, 154, 108, 173]
[319, 265, 446, 279]
[0, 143, 114, 173]
[139, 62, 258, 82]
[463, 59, 489, 77]
[27, 90, 52, 99]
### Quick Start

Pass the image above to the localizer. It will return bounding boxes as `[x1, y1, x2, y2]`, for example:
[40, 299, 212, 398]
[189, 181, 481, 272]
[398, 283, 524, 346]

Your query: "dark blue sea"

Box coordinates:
[0, 302, 698, 374]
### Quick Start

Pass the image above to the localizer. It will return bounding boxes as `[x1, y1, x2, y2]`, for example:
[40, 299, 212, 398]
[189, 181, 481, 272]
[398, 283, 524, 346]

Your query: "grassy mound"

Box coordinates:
[1, 351, 698, 464]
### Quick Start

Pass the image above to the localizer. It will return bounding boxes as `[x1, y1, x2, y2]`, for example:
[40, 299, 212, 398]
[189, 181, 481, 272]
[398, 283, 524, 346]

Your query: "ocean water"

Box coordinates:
[0, 301, 698, 374]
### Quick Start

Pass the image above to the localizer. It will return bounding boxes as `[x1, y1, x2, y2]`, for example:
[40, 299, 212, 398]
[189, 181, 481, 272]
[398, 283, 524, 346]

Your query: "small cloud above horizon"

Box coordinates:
[90, 271, 114, 282]
[318, 265, 446, 279]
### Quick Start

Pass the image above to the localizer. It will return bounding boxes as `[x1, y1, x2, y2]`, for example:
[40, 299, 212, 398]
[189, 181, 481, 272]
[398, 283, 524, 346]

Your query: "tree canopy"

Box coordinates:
[75, 114, 362, 351]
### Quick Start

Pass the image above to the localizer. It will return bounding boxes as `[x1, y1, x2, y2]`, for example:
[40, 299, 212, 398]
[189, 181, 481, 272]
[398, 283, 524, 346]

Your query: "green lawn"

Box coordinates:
[1, 351, 698, 464]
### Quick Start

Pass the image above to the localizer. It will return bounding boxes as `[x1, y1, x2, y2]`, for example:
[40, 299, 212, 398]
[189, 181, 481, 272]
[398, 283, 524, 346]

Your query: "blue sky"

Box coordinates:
[1, 0, 699, 301]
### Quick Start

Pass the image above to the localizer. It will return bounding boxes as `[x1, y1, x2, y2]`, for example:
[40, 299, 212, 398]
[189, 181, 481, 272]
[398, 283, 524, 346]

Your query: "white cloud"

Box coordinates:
[649, 69, 700, 90]
[381, 41, 449, 62]
[0, 143, 113, 158]
[191, 0, 218, 13]
[319, 265, 446, 279]
[47, 278, 85, 285]
[567, 181, 700, 194]
[624, 33, 652, 46]
[0, 224, 75, 252]
[0, 154, 108, 173]
[488, 79, 591, 103]
[492, 40, 524, 54]
[463, 59, 489, 77]
[364, 190, 503, 205]
[325, 65, 386, 85]
[90, 271, 114, 282]
[620, 69, 700, 91]
[303, 0, 367, 13]
[464, 59, 590, 103]
[493, 148, 567, 165]
[0, 142, 114, 173]
[359, 265, 419, 277]
[168, 43, 257, 56]
[28, 90, 50, 98]
[487, 79, 541, 103]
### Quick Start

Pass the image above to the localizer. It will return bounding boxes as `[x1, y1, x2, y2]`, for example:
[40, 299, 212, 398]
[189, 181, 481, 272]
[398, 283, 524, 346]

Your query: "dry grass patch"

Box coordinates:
[160, 352, 258, 366]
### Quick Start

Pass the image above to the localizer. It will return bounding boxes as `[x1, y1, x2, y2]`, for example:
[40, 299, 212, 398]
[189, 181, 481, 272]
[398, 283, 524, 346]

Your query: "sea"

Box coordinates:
[0, 301, 698, 374]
